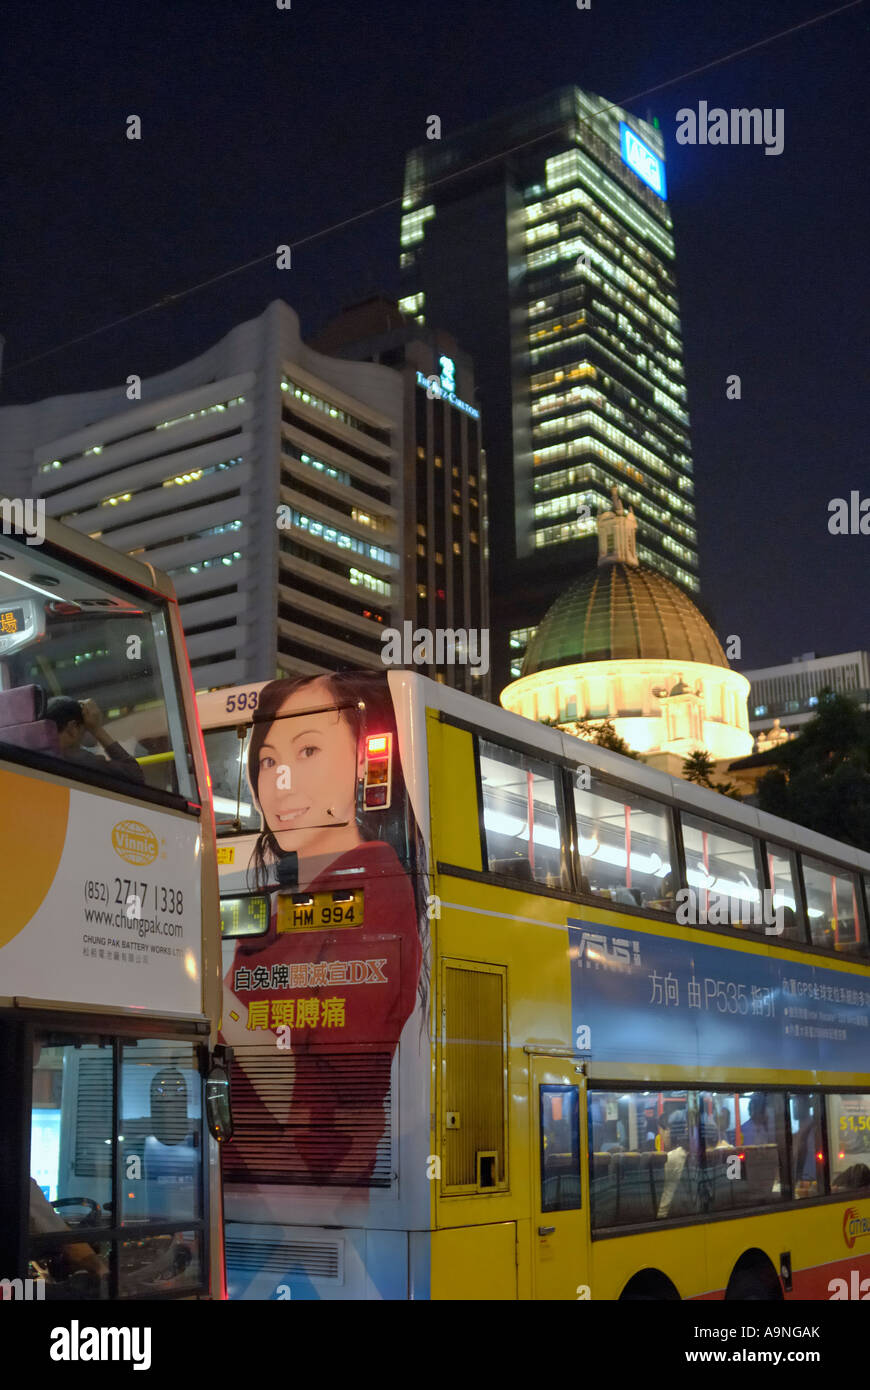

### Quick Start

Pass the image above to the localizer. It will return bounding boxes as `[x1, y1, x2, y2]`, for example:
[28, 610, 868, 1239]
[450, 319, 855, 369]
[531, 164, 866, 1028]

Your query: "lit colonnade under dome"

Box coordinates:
[500, 492, 752, 769]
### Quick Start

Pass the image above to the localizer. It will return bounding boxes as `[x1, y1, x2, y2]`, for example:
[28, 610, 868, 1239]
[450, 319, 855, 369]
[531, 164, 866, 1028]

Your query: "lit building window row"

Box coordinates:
[535, 517, 595, 548]
[281, 379, 389, 444]
[532, 466, 693, 538]
[527, 217, 679, 335]
[533, 447, 694, 517]
[533, 412, 679, 485]
[529, 364, 689, 456]
[526, 184, 676, 305]
[399, 205, 435, 247]
[164, 458, 240, 486]
[398, 291, 425, 316]
[39, 401, 246, 475]
[351, 508, 392, 534]
[636, 545, 699, 591]
[509, 626, 538, 650]
[566, 245, 681, 347]
[169, 550, 242, 577]
[530, 363, 597, 391]
[544, 150, 674, 260]
[287, 510, 398, 568]
[88, 458, 242, 519]
[653, 385, 689, 424]
[534, 490, 600, 521]
[156, 397, 246, 432]
[524, 220, 561, 246]
[661, 533, 696, 562]
[532, 386, 686, 472]
[531, 383, 607, 417]
[569, 138, 674, 245]
[529, 325, 683, 403]
[349, 567, 392, 597]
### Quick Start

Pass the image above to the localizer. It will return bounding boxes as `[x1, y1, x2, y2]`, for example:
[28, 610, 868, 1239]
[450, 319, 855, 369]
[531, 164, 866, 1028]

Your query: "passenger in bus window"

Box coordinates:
[219, 672, 427, 1187]
[46, 697, 145, 784]
[740, 1093, 771, 1145]
[714, 1105, 735, 1148]
[657, 1110, 689, 1217]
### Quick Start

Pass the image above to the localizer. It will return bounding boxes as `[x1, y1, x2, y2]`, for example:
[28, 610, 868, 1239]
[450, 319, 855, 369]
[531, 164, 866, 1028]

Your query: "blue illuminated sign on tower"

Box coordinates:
[619, 122, 666, 198]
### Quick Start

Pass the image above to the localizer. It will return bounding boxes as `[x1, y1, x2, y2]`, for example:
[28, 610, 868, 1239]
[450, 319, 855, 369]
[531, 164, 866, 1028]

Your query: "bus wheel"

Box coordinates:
[725, 1256, 783, 1301]
[620, 1270, 680, 1301]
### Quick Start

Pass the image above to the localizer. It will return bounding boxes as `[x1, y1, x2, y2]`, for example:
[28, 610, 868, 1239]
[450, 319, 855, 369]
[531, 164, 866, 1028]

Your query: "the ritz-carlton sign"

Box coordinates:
[418, 356, 480, 419]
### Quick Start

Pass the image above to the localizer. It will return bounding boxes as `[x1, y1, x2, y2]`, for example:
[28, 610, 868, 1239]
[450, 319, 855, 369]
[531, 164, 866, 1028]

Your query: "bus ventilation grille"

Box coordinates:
[225, 1236, 342, 1281]
[222, 1048, 393, 1188]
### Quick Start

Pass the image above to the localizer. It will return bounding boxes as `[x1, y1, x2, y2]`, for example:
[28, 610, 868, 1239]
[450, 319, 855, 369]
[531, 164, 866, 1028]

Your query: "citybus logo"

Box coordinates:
[843, 1207, 870, 1249]
[574, 930, 641, 969]
[111, 820, 159, 866]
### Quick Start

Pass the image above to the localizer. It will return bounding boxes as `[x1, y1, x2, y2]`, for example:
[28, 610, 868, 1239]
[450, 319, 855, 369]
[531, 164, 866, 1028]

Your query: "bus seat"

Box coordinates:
[490, 857, 535, 883]
[0, 683, 61, 755]
[590, 1152, 617, 1226]
[667, 1154, 703, 1218]
[646, 1150, 667, 1209]
[743, 1144, 781, 1206]
[708, 1146, 736, 1210]
[616, 1152, 654, 1223]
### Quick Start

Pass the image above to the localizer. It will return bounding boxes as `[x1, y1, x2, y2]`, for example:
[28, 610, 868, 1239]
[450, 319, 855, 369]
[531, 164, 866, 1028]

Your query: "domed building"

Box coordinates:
[500, 491, 753, 770]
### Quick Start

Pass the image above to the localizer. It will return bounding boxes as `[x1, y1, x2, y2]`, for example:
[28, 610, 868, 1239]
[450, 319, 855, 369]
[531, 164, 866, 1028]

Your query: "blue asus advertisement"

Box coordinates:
[568, 918, 870, 1071]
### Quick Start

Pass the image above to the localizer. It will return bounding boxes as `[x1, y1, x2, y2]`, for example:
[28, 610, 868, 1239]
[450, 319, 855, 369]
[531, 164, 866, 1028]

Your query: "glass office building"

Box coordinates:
[400, 87, 698, 688]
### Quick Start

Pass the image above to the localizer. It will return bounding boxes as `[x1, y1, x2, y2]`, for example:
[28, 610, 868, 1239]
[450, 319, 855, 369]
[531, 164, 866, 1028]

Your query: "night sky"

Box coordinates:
[2, 0, 868, 672]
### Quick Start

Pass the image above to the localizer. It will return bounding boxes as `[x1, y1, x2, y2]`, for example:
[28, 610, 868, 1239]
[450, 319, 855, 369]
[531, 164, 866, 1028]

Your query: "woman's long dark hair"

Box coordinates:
[244, 671, 429, 1021]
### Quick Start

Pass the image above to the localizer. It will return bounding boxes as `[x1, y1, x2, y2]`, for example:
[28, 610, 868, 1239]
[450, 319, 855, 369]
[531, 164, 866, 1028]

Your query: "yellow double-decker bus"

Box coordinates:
[203, 668, 870, 1300]
[0, 517, 229, 1302]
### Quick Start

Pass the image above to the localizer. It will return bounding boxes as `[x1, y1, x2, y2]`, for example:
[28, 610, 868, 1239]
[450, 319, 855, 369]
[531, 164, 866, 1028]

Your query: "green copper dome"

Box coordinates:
[522, 563, 728, 676]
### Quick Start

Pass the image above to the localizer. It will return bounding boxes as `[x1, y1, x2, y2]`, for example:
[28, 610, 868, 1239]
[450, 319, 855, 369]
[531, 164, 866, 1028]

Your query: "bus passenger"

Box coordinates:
[657, 1110, 689, 1217]
[740, 1093, 771, 1144]
[46, 697, 144, 784]
[715, 1104, 734, 1147]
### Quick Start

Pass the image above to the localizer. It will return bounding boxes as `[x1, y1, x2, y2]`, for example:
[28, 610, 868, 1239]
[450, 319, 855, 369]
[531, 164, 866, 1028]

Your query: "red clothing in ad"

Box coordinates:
[221, 840, 422, 1185]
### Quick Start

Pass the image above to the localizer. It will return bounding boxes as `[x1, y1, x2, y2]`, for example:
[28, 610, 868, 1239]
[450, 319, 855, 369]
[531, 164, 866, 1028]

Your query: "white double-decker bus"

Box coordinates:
[0, 518, 230, 1302]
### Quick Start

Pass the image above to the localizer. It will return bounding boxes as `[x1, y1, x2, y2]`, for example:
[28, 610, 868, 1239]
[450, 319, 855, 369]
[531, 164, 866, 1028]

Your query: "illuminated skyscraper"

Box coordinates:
[400, 87, 698, 690]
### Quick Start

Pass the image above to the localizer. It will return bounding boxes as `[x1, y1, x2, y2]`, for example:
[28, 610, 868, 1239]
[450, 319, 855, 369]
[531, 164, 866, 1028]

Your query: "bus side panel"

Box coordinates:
[430, 1222, 518, 1300]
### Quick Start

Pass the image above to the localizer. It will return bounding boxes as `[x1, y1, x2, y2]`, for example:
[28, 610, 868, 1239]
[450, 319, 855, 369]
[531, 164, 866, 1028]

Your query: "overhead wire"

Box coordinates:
[4, 0, 863, 379]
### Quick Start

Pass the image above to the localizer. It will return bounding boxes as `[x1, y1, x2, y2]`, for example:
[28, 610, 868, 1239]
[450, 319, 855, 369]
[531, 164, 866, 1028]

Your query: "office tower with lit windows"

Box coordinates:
[400, 86, 698, 690]
[312, 294, 490, 699]
[0, 300, 407, 689]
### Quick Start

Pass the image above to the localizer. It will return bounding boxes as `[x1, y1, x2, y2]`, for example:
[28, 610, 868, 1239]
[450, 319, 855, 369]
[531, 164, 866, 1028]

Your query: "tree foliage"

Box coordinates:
[681, 749, 742, 800]
[756, 691, 870, 851]
[540, 715, 640, 759]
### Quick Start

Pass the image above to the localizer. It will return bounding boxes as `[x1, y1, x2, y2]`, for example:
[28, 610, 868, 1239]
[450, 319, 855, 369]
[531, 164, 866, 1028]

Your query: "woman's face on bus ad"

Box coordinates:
[255, 680, 362, 857]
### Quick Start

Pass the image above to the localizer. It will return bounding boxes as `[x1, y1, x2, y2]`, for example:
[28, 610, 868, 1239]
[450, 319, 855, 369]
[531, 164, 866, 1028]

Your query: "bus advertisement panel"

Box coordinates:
[210, 671, 432, 1299]
[0, 774, 202, 1015]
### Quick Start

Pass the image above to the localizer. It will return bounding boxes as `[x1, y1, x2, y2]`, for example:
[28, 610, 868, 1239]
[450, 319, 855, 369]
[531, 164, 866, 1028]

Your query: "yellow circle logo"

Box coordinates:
[112, 820, 159, 866]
